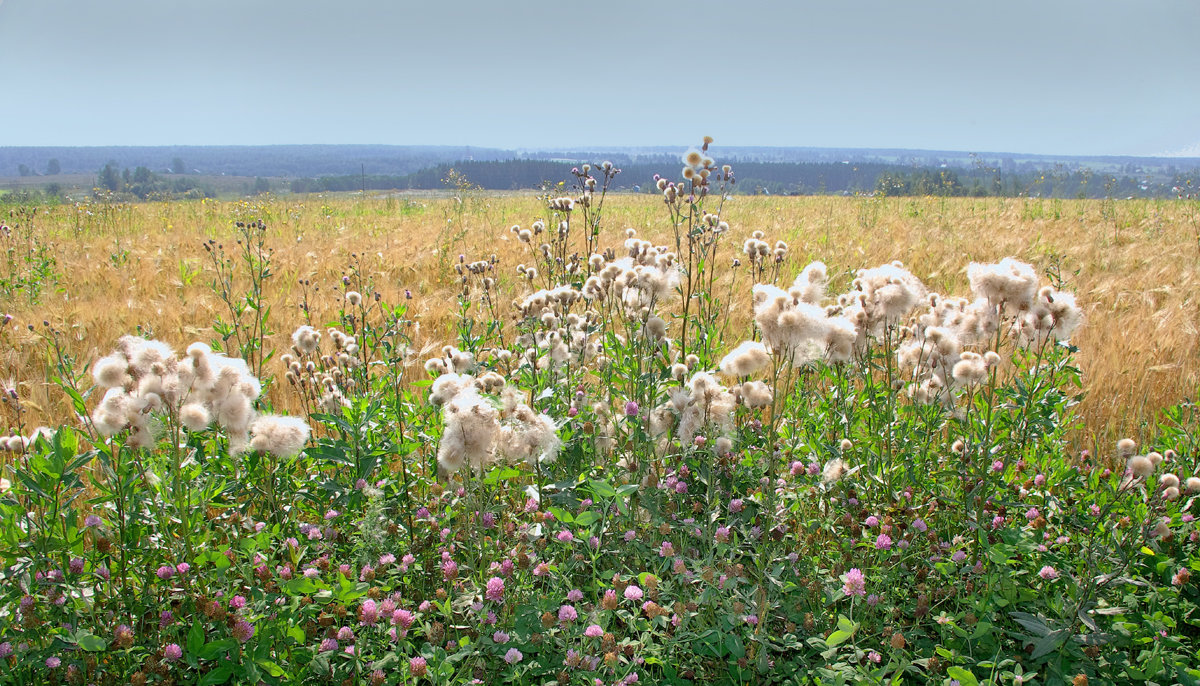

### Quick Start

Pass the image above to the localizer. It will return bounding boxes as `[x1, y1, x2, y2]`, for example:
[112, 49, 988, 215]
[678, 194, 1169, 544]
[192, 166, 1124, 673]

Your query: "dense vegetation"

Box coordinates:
[0, 145, 1198, 684]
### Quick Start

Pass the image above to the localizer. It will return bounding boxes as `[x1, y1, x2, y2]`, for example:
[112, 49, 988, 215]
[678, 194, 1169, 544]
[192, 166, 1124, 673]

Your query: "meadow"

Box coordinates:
[0, 150, 1198, 685]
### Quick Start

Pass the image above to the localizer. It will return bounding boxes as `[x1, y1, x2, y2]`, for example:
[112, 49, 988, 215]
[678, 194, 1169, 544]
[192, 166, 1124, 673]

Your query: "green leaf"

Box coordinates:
[588, 479, 618, 499]
[76, 631, 109, 652]
[187, 622, 205, 654]
[575, 511, 600, 527]
[825, 630, 853, 647]
[286, 626, 306, 645]
[199, 665, 233, 685]
[946, 667, 979, 686]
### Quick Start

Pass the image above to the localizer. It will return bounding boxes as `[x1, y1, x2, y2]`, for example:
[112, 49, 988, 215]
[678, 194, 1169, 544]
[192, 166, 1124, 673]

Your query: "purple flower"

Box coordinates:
[558, 604, 578, 622]
[409, 656, 428, 677]
[715, 526, 731, 543]
[46, 657, 61, 669]
[486, 576, 505, 603]
[875, 534, 893, 550]
[864, 516, 879, 528]
[232, 619, 255, 643]
[69, 557, 85, 575]
[392, 609, 415, 628]
[729, 499, 744, 513]
[229, 595, 246, 610]
[359, 599, 379, 626]
[0, 643, 11, 658]
[624, 585, 643, 601]
[176, 562, 190, 575]
[912, 517, 927, 533]
[659, 541, 674, 557]
[567, 589, 584, 603]
[337, 626, 355, 642]
[557, 530, 575, 543]
[504, 647, 523, 664]
[84, 514, 102, 528]
[1038, 565, 1058, 580]
[842, 568, 866, 597]
[623, 530, 636, 542]
[951, 550, 967, 564]
[624, 401, 639, 417]
[320, 638, 338, 652]
[492, 630, 509, 644]
[164, 643, 183, 661]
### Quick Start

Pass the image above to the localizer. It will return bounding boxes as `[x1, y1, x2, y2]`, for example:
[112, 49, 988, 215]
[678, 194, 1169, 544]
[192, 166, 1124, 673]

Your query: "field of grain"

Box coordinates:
[4, 192, 1195, 444]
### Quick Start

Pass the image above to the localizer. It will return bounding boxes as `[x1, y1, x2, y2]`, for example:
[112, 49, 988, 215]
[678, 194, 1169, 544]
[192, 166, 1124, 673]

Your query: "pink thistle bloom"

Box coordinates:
[232, 619, 255, 643]
[319, 638, 338, 652]
[46, 657, 61, 669]
[868, 651, 882, 664]
[992, 460, 1004, 472]
[624, 585, 644, 601]
[337, 626, 355, 642]
[485, 577, 505, 603]
[379, 553, 396, 566]
[1038, 565, 1058, 580]
[584, 624, 603, 638]
[842, 568, 866, 597]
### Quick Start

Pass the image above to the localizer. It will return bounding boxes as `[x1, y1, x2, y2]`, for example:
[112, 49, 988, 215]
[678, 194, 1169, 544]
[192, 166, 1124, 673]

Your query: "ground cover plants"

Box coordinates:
[0, 142, 1198, 684]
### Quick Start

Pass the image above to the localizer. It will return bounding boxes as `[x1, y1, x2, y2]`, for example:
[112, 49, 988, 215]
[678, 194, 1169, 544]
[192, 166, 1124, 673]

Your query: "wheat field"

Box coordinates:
[2, 192, 1197, 445]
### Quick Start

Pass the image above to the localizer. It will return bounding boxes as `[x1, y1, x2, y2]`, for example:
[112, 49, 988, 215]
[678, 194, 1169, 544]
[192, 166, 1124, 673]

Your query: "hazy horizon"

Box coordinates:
[2, 0, 1197, 157]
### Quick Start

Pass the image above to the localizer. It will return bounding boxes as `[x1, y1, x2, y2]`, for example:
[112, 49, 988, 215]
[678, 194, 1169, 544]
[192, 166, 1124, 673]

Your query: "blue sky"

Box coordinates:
[1, 0, 1197, 155]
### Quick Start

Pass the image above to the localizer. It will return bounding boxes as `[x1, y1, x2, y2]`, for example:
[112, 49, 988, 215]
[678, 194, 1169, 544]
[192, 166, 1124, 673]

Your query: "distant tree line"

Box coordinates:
[94, 162, 216, 200]
[287, 159, 1185, 199]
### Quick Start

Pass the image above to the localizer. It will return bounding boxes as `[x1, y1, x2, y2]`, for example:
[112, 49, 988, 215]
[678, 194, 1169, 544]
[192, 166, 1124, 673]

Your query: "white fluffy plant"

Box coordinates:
[90, 336, 309, 457]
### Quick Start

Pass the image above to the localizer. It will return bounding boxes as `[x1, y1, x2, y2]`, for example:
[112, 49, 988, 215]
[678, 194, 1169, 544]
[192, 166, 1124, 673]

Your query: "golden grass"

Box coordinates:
[2, 193, 1197, 448]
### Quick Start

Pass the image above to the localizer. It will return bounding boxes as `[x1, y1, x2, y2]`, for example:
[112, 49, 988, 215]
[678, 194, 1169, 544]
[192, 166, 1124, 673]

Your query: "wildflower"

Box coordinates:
[866, 594, 882, 606]
[504, 647, 523, 664]
[557, 530, 575, 543]
[1025, 507, 1040, 522]
[912, 517, 928, 533]
[951, 550, 966, 563]
[659, 541, 674, 557]
[232, 619, 255, 643]
[0, 643, 11, 658]
[69, 557, 84, 574]
[248, 415, 311, 457]
[46, 657, 61, 669]
[624, 585, 644, 601]
[729, 498, 744, 513]
[558, 605, 578, 622]
[624, 530, 636, 542]
[493, 630, 510, 644]
[164, 643, 183, 661]
[624, 401, 639, 417]
[585, 624, 603, 638]
[1172, 568, 1191, 586]
[602, 589, 619, 610]
[822, 459, 848, 484]
[84, 514, 103, 528]
[114, 624, 134, 648]
[1038, 566, 1058, 580]
[410, 656, 428, 677]
[875, 534, 893, 550]
[567, 589, 584, 602]
[715, 526, 731, 543]
[359, 599, 379, 625]
[868, 651, 882, 664]
[842, 568, 866, 596]
[485, 577, 505, 603]
[392, 609, 415, 628]
[864, 515, 879, 528]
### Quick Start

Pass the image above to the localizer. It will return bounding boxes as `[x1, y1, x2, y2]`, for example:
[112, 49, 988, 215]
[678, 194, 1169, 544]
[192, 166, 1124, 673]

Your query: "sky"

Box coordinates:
[1, 0, 1198, 156]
